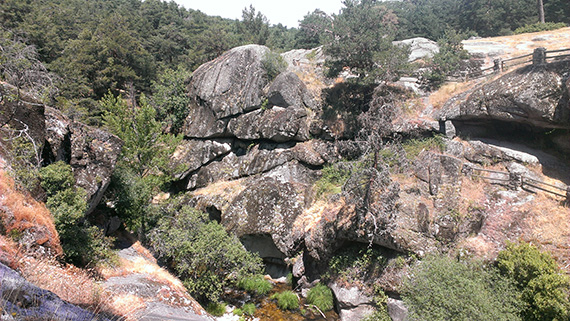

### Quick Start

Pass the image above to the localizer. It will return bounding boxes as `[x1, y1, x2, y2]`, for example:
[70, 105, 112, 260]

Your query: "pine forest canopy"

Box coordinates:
[0, 0, 568, 124]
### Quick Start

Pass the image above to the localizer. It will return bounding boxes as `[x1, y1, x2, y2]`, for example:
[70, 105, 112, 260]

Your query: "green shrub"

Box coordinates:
[515, 22, 567, 34]
[314, 164, 352, 199]
[403, 255, 522, 321]
[233, 308, 243, 316]
[237, 274, 273, 296]
[271, 291, 299, 310]
[149, 199, 263, 303]
[39, 161, 75, 197]
[421, 29, 470, 90]
[206, 302, 226, 317]
[306, 284, 334, 312]
[261, 50, 287, 81]
[40, 162, 115, 267]
[497, 242, 570, 321]
[242, 303, 256, 316]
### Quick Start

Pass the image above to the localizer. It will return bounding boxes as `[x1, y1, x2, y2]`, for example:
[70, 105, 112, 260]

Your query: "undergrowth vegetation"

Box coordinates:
[39, 161, 115, 267]
[403, 254, 523, 321]
[271, 291, 299, 310]
[515, 22, 567, 34]
[149, 198, 263, 303]
[306, 284, 334, 312]
[325, 243, 387, 285]
[314, 164, 352, 199]
[237, 274, 273, 296]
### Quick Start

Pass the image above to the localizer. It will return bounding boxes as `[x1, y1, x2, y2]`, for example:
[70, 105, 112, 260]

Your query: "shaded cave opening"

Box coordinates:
[240, 234, 289, 279]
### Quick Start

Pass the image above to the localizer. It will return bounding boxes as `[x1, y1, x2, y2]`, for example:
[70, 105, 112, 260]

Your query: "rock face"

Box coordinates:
[394, 37, 440, 62]
[182, 45, 315, 143]
[44, 107, 123, 214]
[0, 85, 122, 215]
[190, 44, 269, 120]
[0, 262, 108, 321]
[440, 61, 570, 129]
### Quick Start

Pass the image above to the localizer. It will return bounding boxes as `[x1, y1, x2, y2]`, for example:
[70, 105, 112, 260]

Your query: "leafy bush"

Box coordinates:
[515, 22, 567, 34]
[271, 291, 299, 310]
[261, 50, 287, 81]
[242, 303, 256, 316]
[40, 161, 115, 266]
[421, 30, 470, 90]
[233, 308, 243, 316]
[497, 242, 570, 321]
[403, 255, 522, 321]
[149, 199, 263, 303]
[206, 302, 226, 317]
[306, 284, 334, 312]
[314, 164, 352, 199]
[237, 274, 273, 295]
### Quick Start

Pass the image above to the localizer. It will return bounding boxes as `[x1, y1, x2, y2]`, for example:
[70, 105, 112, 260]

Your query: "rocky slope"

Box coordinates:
[169, 36, 570, 319]
[0, 83, 211, 321]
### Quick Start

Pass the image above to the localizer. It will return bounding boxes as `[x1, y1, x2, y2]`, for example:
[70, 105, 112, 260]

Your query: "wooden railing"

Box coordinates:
[452, 47, 570, 81]
[466, 165, 569, 202]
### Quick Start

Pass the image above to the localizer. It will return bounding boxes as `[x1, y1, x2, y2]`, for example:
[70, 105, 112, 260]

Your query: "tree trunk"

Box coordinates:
[537, 0, 545, 23]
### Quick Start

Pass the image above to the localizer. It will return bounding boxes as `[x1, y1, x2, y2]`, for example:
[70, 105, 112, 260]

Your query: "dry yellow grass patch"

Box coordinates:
[20, 258, 97, 306]
[0, 170, 62, 256]
[105, 294, 146, 321]
[464, 27, 570, 59]
[428, 81, 478, 109]
[192, 179, 246, 199]
[295, 200, 335, 232]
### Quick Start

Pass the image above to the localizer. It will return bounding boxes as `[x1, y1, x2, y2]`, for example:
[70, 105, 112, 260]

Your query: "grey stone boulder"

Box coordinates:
[222, 162, 315, 255]
[68, 122, 122, 214]
[329, 283, 374, 309]
[186, 143, 293, 189]
[258, 106, 310, 142]
[44, 107, 123, 215]
[170, 139, 232, 180]
[183, 44, 270, 138]
[387, 298, 409, 321]
[182, 103, 227, 138]
[339, 305, 376, 321]
[267, 71, 317, 110]
[440, 62, 570, 129]
[394, 37, 440, 62]
[0, 83, 46, 157]
[227, 106, 310, 142]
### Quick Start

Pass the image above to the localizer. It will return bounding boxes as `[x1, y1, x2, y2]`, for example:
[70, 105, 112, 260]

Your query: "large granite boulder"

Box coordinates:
[394, 37, 440, 62]
[440, 61, 570, 129]
[227, 106, 310, 142]
[170, 139, 232, 180]
[44, 107, 123, 214]
[267, 71, 317, 110]
[183, 45, 270, 138]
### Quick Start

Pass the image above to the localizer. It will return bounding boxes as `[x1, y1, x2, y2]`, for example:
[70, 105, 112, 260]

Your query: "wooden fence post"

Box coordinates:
[533, 47, 547, 65]
[493, 59, 503, 73]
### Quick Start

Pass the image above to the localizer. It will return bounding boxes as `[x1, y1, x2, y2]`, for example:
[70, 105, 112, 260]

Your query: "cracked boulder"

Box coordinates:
[44, 107, 123, 214]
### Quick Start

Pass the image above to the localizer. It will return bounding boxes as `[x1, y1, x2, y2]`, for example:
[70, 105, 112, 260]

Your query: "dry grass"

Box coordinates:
[192, 179, 246, 204]
[463, 27, 570, 60]
[428, 81, 478, 109]
[20, 257, 97, 306]
[0, 170, 62, 256]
